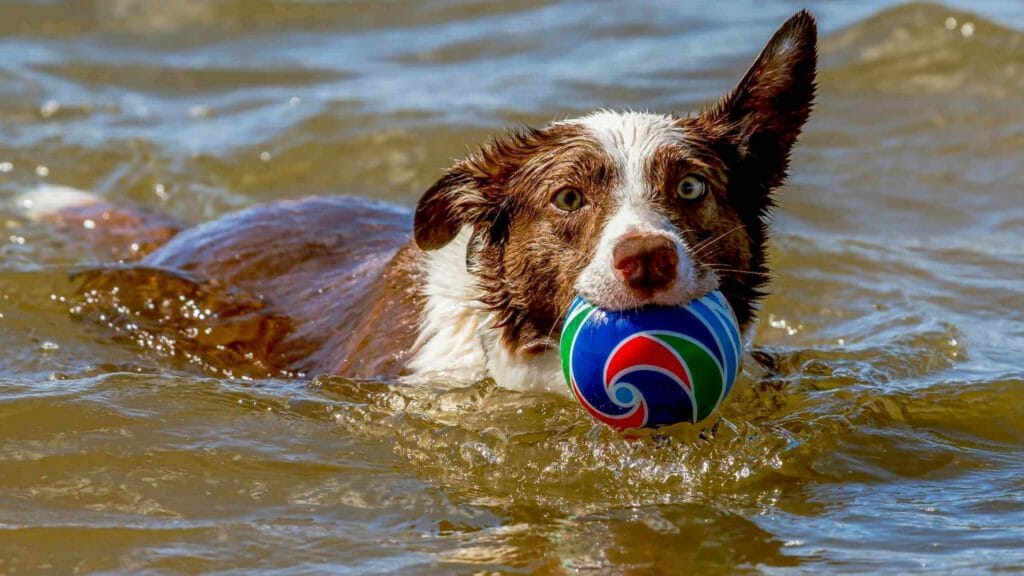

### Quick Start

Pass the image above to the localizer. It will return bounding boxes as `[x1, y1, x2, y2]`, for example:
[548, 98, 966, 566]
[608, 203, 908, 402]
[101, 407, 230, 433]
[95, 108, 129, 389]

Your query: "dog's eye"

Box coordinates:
[676, 175, 706, 201]
[551, 187, 585, 211]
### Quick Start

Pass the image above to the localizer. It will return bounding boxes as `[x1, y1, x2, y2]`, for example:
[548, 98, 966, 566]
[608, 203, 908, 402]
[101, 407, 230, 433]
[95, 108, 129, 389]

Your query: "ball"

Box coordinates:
[559, 290, 743, 429]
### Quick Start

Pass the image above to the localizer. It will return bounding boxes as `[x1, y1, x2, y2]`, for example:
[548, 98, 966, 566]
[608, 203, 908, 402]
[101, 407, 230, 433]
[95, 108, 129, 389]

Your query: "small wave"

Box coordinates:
[822, 2, 1024, 98]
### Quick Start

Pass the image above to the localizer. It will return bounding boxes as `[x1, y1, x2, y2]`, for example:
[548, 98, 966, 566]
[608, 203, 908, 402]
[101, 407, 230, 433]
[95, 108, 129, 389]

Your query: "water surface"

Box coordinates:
[1, 1, 1023, 573]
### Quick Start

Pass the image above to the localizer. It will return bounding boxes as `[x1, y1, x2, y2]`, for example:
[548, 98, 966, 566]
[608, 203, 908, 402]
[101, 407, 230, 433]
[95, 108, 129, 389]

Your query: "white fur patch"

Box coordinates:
[568, 111, 715, 309]
[570, 110, 682, 205]
[479, 330, 567, 396]
[407, 227, 490, 380]
[406, 226, 568, 396]
[16, 184, 100, 220]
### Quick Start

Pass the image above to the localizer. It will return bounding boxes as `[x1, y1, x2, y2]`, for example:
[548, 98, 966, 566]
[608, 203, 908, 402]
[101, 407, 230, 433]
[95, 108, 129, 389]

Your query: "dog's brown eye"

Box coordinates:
[551, 187, 585, 212]
[676, 175, 706, 201]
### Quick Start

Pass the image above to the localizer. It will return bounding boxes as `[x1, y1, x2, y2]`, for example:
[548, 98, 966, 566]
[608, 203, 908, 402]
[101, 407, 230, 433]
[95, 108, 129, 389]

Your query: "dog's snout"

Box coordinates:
[612, 234, 678, 294]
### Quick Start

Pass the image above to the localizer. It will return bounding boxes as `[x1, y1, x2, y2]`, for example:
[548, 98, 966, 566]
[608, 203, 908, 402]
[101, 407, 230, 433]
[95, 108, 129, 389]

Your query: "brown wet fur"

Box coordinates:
[44, 202, 183, 260]
[67, 11, 816, 381]
[417, 123, 622, 355]
[72, 197, 423, 379]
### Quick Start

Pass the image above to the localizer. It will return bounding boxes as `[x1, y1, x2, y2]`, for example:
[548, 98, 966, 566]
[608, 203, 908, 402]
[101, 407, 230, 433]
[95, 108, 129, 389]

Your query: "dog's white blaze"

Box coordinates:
[572, 110, 681, 205]
[570, 111, 712, 310]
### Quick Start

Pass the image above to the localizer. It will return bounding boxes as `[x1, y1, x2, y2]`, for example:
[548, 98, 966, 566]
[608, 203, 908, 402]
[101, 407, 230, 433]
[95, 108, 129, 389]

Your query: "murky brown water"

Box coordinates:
[1, 1, 1023, 573]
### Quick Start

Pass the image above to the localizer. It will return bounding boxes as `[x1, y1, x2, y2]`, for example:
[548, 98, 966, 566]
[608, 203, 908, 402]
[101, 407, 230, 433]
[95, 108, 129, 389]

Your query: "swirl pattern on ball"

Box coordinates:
[560, 291, 742, 429]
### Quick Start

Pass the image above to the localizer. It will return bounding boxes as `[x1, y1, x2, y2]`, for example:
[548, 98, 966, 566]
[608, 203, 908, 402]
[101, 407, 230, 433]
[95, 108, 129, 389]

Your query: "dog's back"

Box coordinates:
[45, 194, 422, 378]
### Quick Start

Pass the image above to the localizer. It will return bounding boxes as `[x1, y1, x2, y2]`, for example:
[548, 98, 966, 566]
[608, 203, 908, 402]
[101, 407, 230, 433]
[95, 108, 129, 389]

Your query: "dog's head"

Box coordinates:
[414, 11, 816, 357]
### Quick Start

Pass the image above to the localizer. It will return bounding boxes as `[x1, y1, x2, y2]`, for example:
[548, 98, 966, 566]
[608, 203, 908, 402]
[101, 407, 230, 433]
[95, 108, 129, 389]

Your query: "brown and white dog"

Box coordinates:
[26, 11, 816, 393]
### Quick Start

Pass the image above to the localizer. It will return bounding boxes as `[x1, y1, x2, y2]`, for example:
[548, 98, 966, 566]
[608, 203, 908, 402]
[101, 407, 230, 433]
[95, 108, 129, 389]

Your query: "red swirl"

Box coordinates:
[604, 334, 691, 392]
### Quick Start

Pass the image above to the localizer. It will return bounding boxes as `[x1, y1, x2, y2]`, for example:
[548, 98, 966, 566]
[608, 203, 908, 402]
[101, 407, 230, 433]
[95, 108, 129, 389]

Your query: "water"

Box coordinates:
[1, 0, 1023, 573]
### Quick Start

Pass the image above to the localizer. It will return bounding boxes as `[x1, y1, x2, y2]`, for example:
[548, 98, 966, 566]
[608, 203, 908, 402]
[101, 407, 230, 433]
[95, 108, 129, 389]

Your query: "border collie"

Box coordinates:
[25, 11, 816, 393]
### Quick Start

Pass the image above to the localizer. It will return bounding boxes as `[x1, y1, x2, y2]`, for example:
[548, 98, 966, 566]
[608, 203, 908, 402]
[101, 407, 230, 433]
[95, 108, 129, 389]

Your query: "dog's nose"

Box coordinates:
[612, 234, 678, 294]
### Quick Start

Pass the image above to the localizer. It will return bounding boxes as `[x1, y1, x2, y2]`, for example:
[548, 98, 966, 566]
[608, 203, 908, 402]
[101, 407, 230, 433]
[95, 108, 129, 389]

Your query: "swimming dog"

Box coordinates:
[26, 11, 816, 393]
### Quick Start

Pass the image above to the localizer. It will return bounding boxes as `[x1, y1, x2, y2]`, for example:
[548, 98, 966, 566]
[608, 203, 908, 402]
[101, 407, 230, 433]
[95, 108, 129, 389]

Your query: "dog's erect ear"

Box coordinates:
[413, 169, 481, 251]
[703, 10, 817, 190]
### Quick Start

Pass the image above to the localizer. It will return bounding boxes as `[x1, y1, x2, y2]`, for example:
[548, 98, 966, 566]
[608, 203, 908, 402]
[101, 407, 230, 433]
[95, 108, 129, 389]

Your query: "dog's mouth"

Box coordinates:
[597, 286, 717, 311]
[577, 265, 720, 312]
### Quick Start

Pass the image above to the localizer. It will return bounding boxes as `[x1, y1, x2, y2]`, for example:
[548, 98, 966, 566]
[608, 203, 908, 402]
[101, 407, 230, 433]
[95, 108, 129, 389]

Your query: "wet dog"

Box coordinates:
[27, 11, 816, 392]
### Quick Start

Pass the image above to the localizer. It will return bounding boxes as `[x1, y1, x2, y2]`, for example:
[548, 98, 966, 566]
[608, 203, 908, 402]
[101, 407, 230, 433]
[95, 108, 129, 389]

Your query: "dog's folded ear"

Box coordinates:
[415, 127, 541, 251]
[703, 10, 817, 190]
[413, 169, 479, 250]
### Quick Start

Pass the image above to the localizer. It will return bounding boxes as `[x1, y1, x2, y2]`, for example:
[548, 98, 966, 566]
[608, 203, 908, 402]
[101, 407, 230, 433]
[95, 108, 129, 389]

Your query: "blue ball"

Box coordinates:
[559, 291, 743, 429]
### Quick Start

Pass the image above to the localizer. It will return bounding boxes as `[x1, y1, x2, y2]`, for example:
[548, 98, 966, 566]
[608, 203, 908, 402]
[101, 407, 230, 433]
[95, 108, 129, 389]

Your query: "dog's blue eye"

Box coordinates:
[676, 175, 706, 201]
[552, 187, 585, 211]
